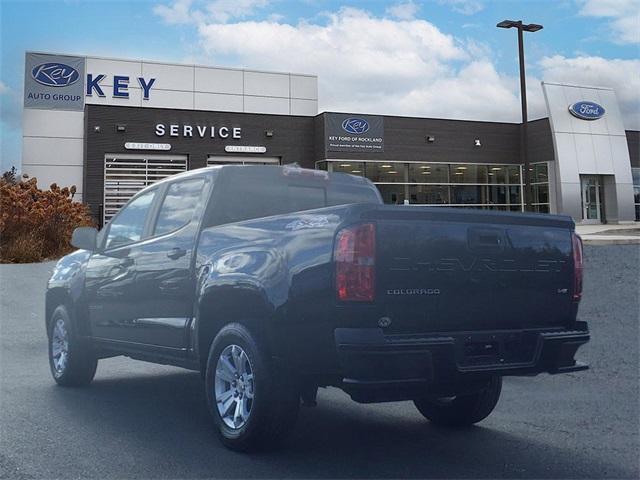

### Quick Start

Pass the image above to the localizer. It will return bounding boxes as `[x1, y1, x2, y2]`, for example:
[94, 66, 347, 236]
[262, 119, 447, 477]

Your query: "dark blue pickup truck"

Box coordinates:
[47, 164, 589, 451]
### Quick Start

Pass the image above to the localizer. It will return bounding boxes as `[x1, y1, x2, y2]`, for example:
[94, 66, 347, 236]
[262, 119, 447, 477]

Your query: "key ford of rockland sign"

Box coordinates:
[326, 113, 384, 152]
[24, 52, 156, 111]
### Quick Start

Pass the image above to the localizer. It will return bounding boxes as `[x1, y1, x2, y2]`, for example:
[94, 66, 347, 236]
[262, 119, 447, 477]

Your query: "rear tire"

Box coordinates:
[205, 323, 299, 452]
[414, 376, 502, 427]
[48, 305, 98, 387]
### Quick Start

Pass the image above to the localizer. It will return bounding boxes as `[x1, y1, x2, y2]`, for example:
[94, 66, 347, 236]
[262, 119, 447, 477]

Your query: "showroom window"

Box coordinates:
[330, 161, 366, 177]
[103, 154, 188, 225]
[317, 160, 524, 211]
[632, 167, 640, 221]
[363, 162, 406, 183]
[530, 162, 551, 214]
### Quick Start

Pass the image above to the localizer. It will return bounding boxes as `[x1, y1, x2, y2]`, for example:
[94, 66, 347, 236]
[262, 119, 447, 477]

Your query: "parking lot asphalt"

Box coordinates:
[1, 245, 639, 479]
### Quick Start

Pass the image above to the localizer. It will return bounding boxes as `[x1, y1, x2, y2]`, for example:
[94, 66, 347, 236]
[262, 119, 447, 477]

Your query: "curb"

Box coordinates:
[582, 238, 640, 245]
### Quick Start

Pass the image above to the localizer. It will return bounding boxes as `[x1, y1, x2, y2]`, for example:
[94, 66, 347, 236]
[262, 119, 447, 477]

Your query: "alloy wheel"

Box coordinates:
[214, 344, 255, 429]
[51, 318, 69, 375]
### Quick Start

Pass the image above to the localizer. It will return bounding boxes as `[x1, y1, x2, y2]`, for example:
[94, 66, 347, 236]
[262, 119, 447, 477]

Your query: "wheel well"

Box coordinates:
[196, 288, 272, 374]
[45, 288, 70, 331]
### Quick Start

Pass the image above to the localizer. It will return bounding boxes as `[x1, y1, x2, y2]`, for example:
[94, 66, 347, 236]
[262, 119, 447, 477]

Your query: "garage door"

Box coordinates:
[207, 156, 280, 166]
[103, 153, 187, 224]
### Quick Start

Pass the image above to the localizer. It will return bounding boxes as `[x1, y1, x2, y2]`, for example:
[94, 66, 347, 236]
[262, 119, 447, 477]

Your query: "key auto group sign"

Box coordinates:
[326, 113, 384, 153]
[24, 53, 85, 111]
[24, 52, 157, 111]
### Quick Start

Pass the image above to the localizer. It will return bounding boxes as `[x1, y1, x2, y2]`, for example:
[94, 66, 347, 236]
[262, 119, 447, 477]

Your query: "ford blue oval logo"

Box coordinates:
[342, 118, 370, 134]
[568, 101, 605, 120]
[31, 62, 80, 87]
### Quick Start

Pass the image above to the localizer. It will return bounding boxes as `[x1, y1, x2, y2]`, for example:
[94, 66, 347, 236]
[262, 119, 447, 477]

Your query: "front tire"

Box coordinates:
[205, 323, 299, 452]
[48, 305, 98, 386]
[414, 376, 502, 427]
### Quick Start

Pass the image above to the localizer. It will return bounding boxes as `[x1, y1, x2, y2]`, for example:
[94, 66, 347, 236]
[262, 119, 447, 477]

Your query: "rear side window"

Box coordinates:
[154, 178, 206, 235]
[507, 228, 572, 255]
[210, 182, 320, 225]
[205, 167, 381, 226]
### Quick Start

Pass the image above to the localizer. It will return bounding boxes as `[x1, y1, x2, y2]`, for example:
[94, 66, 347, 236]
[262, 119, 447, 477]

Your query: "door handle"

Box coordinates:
[121, 257, 134, 267]
[109, 257, 133, 276]
[167, 247, 187, 260]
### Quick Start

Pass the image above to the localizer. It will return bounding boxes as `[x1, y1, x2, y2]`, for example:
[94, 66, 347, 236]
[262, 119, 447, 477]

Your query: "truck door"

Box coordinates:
[131, 176, 211, 349]
[85, 188, 158, 342]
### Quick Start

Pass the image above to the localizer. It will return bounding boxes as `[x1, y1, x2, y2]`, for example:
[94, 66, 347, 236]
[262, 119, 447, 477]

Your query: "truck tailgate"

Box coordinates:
[365, 207, 575, 333]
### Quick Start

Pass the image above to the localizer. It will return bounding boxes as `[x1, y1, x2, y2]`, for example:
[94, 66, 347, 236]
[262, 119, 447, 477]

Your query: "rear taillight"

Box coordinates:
[335, 223, 376, 302]
[572, 232, 584, 302]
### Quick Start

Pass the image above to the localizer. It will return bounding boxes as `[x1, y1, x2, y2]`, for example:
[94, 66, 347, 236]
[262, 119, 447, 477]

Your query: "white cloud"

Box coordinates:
[578, 0, 637, 17]
[193, 7, 528, 121]
[266, 13, 284, 22]
[152, 3, 639, 129]
[578, 0, 640, 44]
[438, 0, 484, 15]
[204, 0, 269, 23]
[0, 81, 10, 95]
[539, 55, 640, 128]
[385, 1, 420, 20]
[153, 0, 195, 24]
[154, 0, 268, 24]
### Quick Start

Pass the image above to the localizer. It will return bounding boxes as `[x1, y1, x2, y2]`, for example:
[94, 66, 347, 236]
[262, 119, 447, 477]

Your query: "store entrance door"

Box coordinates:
[580, 175, 604, 224]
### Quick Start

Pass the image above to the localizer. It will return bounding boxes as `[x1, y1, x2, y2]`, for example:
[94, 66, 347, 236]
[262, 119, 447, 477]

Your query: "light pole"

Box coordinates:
[497, 20, 543, 211]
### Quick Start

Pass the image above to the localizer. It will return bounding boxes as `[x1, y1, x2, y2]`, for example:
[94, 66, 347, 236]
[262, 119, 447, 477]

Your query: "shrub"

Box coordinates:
[2, 166, 17, 184]
[0, 173, 95, 263]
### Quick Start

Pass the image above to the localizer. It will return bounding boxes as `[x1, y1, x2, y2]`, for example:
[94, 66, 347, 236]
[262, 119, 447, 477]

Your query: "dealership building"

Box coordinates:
[22, 52, 640, 226]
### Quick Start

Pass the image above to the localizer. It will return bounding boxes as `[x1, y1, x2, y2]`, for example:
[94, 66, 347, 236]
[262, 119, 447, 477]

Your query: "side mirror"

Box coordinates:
[71, 227, 98, 251]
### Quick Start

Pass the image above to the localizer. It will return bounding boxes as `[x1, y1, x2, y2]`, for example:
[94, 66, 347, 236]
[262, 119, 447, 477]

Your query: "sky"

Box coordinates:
[1, 0, 639, 172]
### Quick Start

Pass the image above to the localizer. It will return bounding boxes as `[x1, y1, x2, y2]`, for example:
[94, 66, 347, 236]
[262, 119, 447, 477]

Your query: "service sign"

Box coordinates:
[326, 113, 384, 152]
[24, 53, 85, 111]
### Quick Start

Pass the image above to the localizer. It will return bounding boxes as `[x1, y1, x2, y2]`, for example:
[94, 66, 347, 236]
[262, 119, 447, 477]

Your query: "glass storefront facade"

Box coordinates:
[633, 167, 640, 221]
[316, 160, 552, 212]
[530, 162, 551, 213]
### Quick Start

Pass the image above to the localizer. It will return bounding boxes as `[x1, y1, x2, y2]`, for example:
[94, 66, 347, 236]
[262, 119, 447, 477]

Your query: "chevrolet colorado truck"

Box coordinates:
[47, 164, 589, 451]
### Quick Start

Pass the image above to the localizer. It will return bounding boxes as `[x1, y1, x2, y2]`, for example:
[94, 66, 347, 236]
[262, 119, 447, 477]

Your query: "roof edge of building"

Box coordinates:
[318, 110, 550, 126]
[541, 80, 614, 92]
[24, 50, 318, 79]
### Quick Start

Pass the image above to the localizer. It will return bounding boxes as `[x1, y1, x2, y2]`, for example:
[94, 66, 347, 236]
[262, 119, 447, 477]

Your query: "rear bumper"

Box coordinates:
[335, 322, 589, 402]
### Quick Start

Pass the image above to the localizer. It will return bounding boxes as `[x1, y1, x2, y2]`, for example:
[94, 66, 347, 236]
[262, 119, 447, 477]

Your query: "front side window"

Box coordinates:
[105, 190, 156, 248]
[154, 178, 206, 236]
